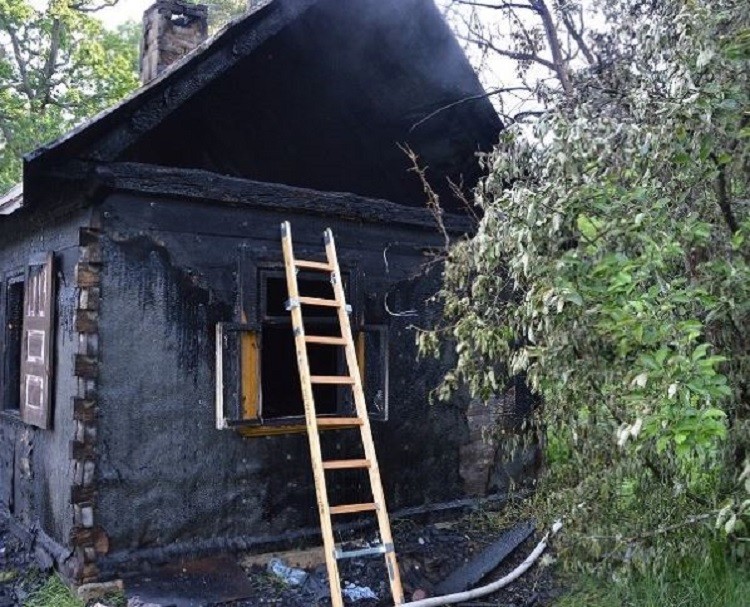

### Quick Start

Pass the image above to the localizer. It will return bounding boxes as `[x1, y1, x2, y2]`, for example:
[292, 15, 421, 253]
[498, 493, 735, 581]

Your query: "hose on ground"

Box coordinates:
[399, 521, 563, 607]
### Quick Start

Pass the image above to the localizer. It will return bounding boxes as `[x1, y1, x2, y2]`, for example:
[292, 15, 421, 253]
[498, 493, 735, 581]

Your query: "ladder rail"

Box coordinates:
[280, 222, 344, 607]
[281, 222, 404, 607]
[324, 228, 405, 605]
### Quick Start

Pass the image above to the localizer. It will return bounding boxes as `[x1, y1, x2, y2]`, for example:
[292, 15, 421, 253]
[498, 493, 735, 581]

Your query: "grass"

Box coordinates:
[23, 574, 82, 607]
[557, 544, 750, 607]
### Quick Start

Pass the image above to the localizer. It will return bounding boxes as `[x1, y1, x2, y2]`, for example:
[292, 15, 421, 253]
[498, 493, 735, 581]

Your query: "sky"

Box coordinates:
[99, 0, 153, 28]
[94, 0, 599, 120]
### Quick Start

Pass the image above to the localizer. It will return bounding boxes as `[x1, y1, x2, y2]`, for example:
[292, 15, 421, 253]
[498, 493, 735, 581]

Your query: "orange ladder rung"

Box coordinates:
[310, 375, 355, 385]
[329, 503, 378, 515]
[305, 335, 347, 346]
[323, 459, 371, 470]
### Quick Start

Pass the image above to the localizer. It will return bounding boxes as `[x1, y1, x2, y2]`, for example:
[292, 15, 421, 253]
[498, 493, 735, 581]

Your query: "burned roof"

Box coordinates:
[24, 0, 501, 210]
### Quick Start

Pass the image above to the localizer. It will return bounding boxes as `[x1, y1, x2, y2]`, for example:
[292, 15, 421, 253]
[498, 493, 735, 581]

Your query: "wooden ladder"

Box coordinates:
[280, 221, 404, 607]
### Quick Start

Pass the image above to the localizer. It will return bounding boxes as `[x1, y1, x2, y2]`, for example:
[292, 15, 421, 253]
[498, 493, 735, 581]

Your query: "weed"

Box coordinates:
[557, 543, 750, 607]
[23, 574, 82, 607]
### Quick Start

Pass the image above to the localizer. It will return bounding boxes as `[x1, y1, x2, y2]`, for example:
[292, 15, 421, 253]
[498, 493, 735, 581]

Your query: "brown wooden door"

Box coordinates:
[20, 252, 55, 430]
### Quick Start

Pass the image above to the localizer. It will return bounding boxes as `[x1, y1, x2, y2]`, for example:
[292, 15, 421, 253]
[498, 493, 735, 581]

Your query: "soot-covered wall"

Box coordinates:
[0, 207, 85, 547]
[95, 192, 474, 569]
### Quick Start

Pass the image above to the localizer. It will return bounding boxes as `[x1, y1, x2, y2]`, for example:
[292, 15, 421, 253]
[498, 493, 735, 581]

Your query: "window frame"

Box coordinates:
[216, 249, 389, 435]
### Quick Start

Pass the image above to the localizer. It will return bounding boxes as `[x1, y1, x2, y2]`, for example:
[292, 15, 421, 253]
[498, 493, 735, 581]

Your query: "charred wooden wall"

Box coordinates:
[93, 191, 480, 575]
[0, 207, 86, 560]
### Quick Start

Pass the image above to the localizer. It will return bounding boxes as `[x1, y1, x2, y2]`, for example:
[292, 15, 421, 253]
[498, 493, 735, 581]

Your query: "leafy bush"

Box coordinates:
[423, 0, 750, 572]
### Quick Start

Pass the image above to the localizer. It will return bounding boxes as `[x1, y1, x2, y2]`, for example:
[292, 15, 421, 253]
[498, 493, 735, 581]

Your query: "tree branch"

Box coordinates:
[532, 0, 573, 95]
[451, 0, 540, 12]
[560, 4, 596, 65]
[67, 0, 120, 12]
[0, 20, 35, 103]
[459, 33, 557, 71]
[714, 163, 739, 234]
[41, 18, 62, 109]
[410, 87, 529, 132]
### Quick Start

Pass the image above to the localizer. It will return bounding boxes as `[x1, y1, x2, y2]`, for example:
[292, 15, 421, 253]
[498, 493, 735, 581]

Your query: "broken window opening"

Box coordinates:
[4, 275, 24, 411]
[259, 272, 351, 421]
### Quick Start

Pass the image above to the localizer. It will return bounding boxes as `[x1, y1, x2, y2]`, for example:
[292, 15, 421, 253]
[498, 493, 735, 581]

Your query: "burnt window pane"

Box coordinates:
[259, 269, 354, 420]
[260, 324, 341, 418]
[263, 273, 348, 320]
[5, 278, 24, 410]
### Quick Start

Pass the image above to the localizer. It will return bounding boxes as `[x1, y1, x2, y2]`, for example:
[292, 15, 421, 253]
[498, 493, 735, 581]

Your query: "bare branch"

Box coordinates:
[511, 109, 547, 122]
[532, 0, 573, 95]
[410, 87, 529, 132]
[458, 33, 557, 71]
[560, 4, 596, 65]
[451, 0, 540, 11]
[399, 144, 451, 250]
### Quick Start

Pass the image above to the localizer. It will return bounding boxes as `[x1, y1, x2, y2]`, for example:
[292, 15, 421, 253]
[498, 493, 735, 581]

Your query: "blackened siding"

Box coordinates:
[95, 192, 471, 562]
[0, 208, 86, 547]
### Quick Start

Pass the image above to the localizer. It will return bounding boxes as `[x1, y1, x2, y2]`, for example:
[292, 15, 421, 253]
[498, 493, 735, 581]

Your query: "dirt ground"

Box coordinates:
[0, 513, 560, 606]
[234, 515, 559, 607]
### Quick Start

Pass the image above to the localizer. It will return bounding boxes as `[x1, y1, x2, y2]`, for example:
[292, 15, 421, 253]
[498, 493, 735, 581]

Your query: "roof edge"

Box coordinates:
[23, 0, 318, 178]
[46, 161, 473, 234]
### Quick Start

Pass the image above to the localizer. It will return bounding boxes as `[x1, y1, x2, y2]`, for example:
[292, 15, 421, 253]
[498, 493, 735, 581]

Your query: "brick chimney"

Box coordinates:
[140, 1, 208, 85]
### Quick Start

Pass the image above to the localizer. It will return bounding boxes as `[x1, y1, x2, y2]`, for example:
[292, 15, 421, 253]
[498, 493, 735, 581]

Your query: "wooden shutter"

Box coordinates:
[357, 325, 389, 422]
[20, 252, 55, 429]
[216, 322, 261, 428]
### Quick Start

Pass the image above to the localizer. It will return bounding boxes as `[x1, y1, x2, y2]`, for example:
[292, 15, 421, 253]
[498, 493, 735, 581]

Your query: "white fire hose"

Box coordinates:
[399, 521, 563, 607]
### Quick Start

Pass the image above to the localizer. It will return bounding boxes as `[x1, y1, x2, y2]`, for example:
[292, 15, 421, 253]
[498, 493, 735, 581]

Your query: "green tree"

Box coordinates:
[200, 0, 248, 32]
[0, 0, 140, 191]
[424, 0, 750, 572]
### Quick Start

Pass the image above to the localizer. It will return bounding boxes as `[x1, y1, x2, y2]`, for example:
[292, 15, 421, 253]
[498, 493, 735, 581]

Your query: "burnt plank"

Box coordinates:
[70, 441, 96, 461]
[78, 227, 102, 247]
[78, 287, 101, 312]
[47, 161, 473, 234]
[80, 244, 103, 265]
[75, 263, 100, 288]
[75, 310, 98, 334]
[74, 355, 99, 379]
[434, 521, 535, 595]
[70, 526, 110, 554]
[71, 485, 97, 505]
[73, 398, 98, 423]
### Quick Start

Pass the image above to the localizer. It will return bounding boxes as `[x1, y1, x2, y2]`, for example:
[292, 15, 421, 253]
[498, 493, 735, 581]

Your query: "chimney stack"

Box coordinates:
[140, 1, 208, 85]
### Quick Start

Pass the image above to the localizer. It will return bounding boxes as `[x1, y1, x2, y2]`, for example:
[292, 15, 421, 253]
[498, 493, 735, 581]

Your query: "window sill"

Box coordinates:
[230, 415, 362, 437]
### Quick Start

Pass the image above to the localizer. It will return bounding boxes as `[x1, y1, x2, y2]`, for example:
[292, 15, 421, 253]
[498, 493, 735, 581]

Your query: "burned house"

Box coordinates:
[0, 0, 506, 585]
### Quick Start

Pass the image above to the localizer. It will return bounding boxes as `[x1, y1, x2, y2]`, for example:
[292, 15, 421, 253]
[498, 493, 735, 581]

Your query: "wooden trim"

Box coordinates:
[71, 485, 97, 505]
[241, 330, 260, 420]
[75, 263, 100, 288]
[74, 355, 98, 379]
[70, 224, 106, 583]
[356, 332, 365, 388]
[70, 441, 95, 461]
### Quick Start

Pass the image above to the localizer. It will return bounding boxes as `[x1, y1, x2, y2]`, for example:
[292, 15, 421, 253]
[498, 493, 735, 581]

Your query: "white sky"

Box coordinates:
[95, 0, 600, 120]
[99, 0, 153, 27]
